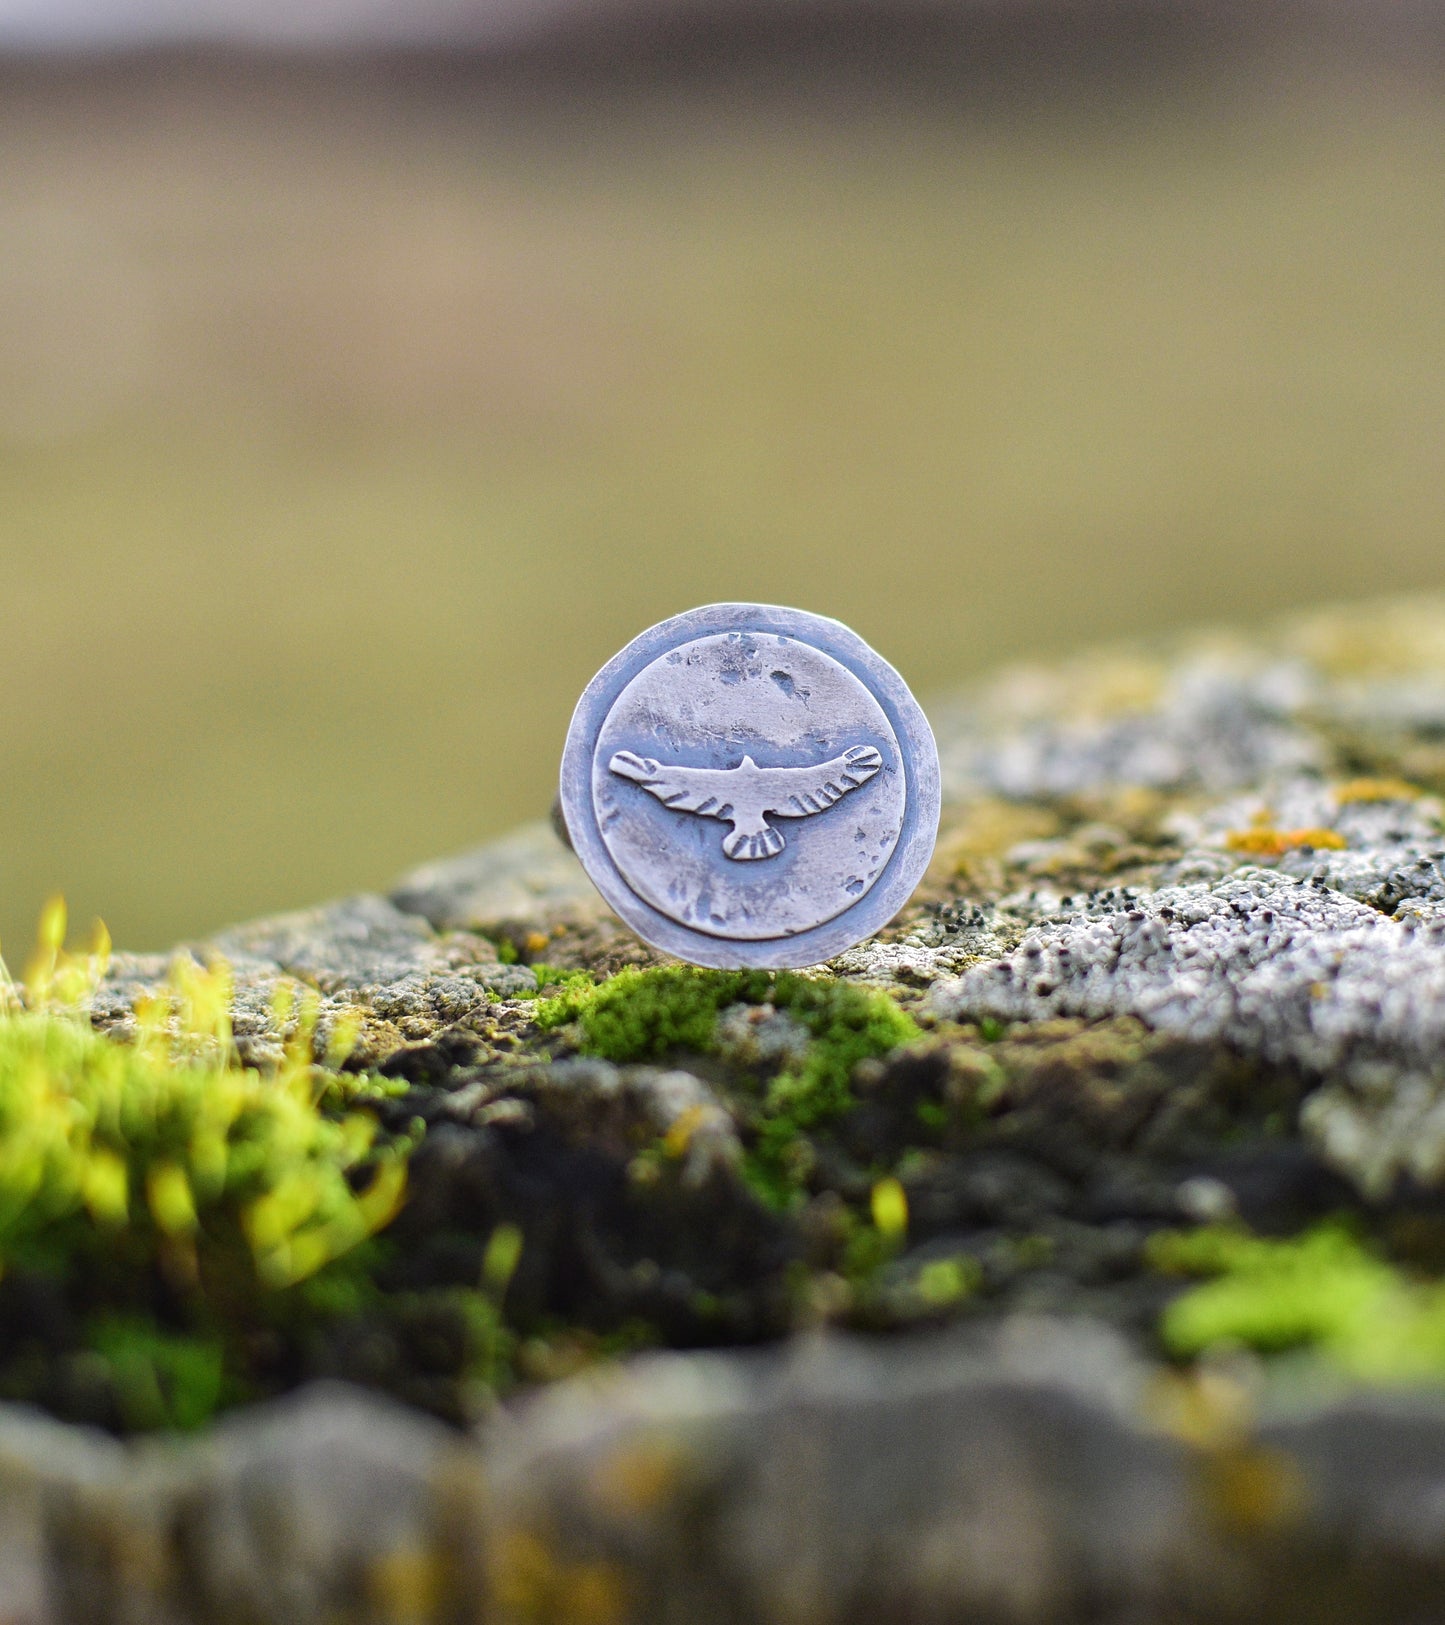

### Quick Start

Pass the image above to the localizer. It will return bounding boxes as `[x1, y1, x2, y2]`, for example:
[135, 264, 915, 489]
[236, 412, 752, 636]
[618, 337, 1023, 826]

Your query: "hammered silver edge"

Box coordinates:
[559, 602, 941, 969]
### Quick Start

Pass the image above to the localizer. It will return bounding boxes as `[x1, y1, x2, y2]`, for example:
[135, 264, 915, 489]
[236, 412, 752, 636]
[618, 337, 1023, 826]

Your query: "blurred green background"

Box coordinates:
[2, 43, 1443, 954]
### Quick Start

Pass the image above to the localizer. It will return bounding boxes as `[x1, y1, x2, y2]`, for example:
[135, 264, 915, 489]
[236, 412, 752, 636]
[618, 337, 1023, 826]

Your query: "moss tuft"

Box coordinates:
[87, 1316, 229, 1433]
[536, 964, 758, 1056]
[510, 964, 594, 1002]
[0, 915, 464, 1431]
[1150, 1222, 1445, 1383]
[538, 965, 919, 1205]
[0, 1009, 404, 1288]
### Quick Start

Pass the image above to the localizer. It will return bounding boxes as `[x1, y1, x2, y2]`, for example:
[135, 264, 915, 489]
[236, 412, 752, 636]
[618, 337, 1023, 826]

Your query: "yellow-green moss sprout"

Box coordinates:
[0, 902, 412, 1429]
[1150, 1223, 1445, 1384]
[0, 903, 403, 1291]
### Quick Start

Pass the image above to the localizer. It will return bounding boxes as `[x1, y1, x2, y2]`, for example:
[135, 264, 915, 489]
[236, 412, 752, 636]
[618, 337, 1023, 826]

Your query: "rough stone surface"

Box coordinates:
[90, 895, 540, 1071]
[4, 1384, 477, 1625]
[392, 822, 607, 941]
[934, 648, 1326, 801]
[929, 869, 1445, 1194]
[10, 1329, 1445, 1621]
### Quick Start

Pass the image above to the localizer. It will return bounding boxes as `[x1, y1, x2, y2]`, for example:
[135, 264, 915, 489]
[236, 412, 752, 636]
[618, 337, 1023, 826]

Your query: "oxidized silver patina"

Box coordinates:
[560, 604, 940, 968]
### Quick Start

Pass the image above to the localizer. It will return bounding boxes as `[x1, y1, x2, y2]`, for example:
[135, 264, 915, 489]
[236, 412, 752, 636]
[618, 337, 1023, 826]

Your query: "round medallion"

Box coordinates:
[560, 604, 940, 969]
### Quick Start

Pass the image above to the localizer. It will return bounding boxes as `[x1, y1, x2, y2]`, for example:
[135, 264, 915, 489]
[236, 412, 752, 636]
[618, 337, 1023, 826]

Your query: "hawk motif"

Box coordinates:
[608, 743, 883, 861]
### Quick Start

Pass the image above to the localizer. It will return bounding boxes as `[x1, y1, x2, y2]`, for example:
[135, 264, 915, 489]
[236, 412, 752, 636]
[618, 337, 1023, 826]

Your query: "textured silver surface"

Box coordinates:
[561, 604, 940, 968]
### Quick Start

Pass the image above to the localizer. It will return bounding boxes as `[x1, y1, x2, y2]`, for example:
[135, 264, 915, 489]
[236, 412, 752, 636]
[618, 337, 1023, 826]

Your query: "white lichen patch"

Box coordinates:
[929, 869, 1445, 1194]
[829, 903, 1026, 987]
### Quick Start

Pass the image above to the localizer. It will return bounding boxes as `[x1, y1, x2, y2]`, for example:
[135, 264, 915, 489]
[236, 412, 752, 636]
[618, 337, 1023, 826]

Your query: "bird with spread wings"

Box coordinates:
[608, 743, 883, 861]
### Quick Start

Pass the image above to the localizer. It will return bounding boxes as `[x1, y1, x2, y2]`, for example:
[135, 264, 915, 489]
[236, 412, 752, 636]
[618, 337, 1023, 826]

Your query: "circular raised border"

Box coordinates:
[560, 604, 941, 969]
[593, 630, 906, 940]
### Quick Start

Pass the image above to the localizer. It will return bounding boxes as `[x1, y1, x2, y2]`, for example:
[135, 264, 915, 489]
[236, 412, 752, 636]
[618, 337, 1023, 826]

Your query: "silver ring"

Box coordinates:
[560, 603, 940, 968]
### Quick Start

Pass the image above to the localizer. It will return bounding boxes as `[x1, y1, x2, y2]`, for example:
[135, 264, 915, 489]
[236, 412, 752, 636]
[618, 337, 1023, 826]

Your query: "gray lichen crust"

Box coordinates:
[929, 870, 1445, 1195]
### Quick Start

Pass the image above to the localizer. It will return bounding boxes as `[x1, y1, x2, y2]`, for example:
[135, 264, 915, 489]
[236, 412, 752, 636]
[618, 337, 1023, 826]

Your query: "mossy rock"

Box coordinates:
[9, 597, 1445, 1620]
[43, 595, 1445, 1408]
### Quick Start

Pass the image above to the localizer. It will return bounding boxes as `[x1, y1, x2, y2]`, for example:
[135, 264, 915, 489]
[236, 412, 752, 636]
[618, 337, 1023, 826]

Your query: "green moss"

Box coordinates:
[538, 965, 916, 1115]
[0, 1010, 404, 1288]
[536, 964, 758, 1056]
[387, 1286, 516, 1394]
[761, 975, 919, 1131]
[538, 966, 919, 1206]
[913, 1255, 980, 1308]
[0, 933, 424, 1431]
[1150, 1222, 1445, 1383]
[87, 1316, 228, 1433]
[839, 1216, 897, 1284]
[510, 964, 594, 1002]
[826, 1176, 981, 1322]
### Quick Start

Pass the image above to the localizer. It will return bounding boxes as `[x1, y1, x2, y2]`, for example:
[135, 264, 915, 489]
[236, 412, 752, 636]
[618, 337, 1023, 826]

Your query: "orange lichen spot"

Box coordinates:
[1227, 829, 1290, 858]
[661, 1104, 707, 1160]
[588, 1437, 685, 1518]
[366, 1545, 446, 1623]
[1203, 1445, 1308, 1533]
[1334, 777, 1423, 804]
[1144, 1367, 1252, 1450]
[490, 1526, 629, 1624]
[524, 931, 551, 957]
[1225, 827, 1347, 858]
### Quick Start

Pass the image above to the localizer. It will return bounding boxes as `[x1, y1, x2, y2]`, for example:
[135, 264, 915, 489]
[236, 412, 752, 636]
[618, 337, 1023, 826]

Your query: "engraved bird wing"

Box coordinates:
[756, 744, 884, 818]
[607, 751, 738, 819]
[608, 743, 884, 863]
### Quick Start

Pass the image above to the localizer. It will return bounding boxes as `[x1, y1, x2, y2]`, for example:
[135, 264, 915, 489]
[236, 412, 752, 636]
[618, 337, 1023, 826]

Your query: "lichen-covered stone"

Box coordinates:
[207, 894, 461, 989]
[929, 870, 1445, 1193]
[25, 594, 1445, 1622]
[828, 899, 1025, 985]
[90, 896, 541, 1069]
